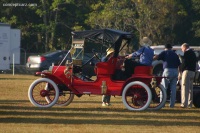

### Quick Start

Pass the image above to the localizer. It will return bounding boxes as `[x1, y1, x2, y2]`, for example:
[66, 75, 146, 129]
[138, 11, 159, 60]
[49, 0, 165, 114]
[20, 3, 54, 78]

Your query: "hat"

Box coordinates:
[165, 44, 172, 49]
[106, 48, 114, 56]
[141, 37, 152, 46]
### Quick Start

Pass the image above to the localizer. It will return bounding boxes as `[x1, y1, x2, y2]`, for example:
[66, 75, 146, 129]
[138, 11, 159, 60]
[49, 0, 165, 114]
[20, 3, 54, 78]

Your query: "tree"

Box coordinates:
[0, 0, 199, 54]
[86, 0, 191, 46]
[191, 0, 200, 44]
[0, 0, 45, 52]
[86, 0, 135, 31]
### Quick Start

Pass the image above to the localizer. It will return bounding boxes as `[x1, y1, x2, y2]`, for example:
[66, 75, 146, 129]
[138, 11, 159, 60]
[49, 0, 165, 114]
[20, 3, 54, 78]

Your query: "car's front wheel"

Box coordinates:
[28, 78, 59, 107]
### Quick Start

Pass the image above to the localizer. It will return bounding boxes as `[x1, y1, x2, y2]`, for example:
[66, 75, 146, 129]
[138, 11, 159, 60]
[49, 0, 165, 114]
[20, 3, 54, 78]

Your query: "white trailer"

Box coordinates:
[0, 23, 21, 70]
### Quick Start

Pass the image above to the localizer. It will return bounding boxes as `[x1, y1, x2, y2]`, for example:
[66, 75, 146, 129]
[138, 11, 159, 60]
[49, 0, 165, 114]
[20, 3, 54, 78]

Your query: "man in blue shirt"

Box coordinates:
[154, 44, 181, 108]
[125, 37, 154, 77]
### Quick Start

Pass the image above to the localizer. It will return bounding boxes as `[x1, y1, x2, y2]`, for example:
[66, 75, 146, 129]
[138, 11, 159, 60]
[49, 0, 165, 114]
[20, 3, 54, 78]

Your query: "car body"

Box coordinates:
[28, 28, 168, 111]
[26, 50, 71, 74]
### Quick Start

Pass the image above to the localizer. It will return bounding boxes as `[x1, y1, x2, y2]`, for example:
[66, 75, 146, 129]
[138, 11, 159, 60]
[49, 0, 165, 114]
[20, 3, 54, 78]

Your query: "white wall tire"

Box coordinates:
[46, 90, 74, 106]
[148, 84, 167, 110]
[122, 81, 152, 111]
[28, 78, 59, 107]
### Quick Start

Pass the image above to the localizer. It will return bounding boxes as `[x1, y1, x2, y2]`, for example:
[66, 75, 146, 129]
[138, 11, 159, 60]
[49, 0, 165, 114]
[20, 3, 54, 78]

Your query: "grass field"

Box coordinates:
[0, 74, 200, 133]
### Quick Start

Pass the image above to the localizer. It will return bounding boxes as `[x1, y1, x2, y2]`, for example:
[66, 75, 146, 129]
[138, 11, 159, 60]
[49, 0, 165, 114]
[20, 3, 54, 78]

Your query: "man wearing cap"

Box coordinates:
[154, 44, 181, 108]
[101, 48, 114, 106]
[125, 37, 154, 78]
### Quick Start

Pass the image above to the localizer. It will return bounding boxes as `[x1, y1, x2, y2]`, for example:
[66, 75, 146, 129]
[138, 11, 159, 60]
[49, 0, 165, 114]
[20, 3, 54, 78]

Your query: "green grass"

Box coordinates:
[0, 74, 200, 133]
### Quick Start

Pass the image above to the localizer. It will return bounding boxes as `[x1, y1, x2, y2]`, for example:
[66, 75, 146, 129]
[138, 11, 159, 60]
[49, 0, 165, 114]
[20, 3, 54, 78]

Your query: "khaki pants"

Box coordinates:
[181, 70, 195, 107]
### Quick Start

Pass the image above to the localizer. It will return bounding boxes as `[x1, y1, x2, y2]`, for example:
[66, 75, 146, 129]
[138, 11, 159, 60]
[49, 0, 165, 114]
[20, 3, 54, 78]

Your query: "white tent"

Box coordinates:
[0, 23, 21, 70]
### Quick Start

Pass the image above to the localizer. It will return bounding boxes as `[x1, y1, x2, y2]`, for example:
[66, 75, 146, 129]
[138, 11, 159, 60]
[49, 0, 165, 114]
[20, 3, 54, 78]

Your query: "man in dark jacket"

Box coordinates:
[180, 43, 197, 108]
[154, 44, 181, 108]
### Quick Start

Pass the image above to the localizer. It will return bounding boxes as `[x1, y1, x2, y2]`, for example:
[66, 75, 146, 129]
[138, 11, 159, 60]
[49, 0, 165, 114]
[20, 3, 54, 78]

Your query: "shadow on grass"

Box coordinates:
[0, 78, 34, 80]
[0, 117, 200, 126]
[0, 100, 29, 104]
[1, 100, 200, 126]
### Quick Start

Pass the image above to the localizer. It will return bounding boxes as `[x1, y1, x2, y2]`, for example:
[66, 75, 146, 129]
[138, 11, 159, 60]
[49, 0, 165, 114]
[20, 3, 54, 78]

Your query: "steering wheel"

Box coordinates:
[81, 49, 101, 67]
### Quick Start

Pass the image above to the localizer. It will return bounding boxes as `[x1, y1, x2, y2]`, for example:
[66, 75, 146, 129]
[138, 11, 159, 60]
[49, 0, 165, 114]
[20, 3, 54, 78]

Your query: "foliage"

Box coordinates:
[86, 0, 192, 46]
[0, 0, 199, 53]
[192, 0, 200, 38]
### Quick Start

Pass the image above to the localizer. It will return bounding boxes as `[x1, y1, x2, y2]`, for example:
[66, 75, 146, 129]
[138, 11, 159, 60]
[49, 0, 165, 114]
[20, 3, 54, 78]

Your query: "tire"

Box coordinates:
[28, 78, 59, 107]
[148, 84, 167, 110]
[122, 81, 152, 111]
[193, 93, 200, 108]
[45, 87, 74, 106]
[55, 91, 74, 106]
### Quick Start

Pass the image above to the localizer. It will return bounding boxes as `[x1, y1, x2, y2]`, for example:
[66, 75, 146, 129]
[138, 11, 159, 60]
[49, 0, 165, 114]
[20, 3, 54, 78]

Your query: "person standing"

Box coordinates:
[101, 48, 114, 106]
[154, 44, 181, 108]
[125, 37, 154, 78]
[180, 43, 197, 108]
[194, 61, 200, 84]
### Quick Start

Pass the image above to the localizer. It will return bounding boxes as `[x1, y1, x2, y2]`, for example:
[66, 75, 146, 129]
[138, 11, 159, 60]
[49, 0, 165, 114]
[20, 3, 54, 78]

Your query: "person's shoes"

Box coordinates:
[102, 102, 106, 107]
[180, 105, 185, 108]
[102, 102, 111, 106]
[106, 103, 111, 106]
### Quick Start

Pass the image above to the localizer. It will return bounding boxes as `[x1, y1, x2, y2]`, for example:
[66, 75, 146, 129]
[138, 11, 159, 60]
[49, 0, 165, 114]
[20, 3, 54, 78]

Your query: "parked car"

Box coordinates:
[26, 50, 71, 75]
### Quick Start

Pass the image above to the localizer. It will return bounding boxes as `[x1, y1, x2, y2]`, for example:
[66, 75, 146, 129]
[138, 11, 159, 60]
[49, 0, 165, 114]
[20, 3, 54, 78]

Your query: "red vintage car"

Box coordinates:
[28, 29, 167, 111]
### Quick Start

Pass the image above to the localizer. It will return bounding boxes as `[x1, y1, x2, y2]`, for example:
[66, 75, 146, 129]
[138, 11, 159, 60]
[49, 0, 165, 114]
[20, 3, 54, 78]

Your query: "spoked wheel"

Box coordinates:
[148, 84, 167, 110]
[45, 87, 74, 106]
[28, 78, 59, 107]
[122, 81, 152, 111]
[56, 90, 74, 106]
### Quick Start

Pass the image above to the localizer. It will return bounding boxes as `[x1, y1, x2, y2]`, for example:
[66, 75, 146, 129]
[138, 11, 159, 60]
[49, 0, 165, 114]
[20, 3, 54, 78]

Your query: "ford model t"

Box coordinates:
[28, 29, 167, 111]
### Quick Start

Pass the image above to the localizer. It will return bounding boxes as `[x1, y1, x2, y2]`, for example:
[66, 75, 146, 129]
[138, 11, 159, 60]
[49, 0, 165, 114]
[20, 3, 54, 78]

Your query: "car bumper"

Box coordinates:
[26, 63, 45, 72]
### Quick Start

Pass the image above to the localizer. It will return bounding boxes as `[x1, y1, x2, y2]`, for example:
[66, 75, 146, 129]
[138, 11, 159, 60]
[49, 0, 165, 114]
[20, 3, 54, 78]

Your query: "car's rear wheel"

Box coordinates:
[148, 84, 167, 110]
[45, 84, 74, 106]
[122, 81, 152, 111]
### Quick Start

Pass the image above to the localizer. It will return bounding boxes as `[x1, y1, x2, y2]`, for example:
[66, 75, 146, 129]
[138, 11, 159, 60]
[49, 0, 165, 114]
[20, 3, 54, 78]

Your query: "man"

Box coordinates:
[125, 37, 154, 77]
[154, 44, 181, 108]
[101, 48, 114, 106]
[180, 43, 197, 108]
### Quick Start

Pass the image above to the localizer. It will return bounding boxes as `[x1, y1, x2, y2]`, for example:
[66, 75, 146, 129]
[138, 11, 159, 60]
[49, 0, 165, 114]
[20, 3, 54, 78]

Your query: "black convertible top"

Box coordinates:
[72, 28, 132, 44]
[71, 28, 133, 57]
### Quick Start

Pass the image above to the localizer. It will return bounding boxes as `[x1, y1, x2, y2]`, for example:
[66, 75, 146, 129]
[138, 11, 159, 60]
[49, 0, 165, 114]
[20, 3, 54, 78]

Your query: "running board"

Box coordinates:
[83, 92, 91, 94]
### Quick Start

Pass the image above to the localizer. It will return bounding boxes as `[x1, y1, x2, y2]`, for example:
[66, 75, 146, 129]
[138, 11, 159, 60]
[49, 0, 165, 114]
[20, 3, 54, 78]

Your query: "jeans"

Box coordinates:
[162, 68, 178, 107]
